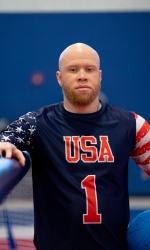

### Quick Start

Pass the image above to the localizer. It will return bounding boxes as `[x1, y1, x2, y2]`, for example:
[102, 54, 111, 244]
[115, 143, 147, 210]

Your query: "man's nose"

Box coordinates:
[77, 70, 87, 82]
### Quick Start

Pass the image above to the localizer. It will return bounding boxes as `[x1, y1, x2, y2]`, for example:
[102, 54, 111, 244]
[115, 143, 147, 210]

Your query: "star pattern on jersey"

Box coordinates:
[28, 125, 36, 136]
[15, 126, 24, 133]
[0, 111, 36, 150]
[16, 137, 26, 143]
[18, 117, 24, 122]
[0, 135, 11, 141]
[26, 112, 36, 120]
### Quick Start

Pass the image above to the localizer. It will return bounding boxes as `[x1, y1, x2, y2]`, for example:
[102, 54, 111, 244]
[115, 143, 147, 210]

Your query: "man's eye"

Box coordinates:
[86, 68, 93, 72]
[70, 68, 77, 72]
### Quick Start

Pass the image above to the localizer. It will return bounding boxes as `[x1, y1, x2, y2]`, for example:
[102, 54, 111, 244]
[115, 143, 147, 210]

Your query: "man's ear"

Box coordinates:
[99, 70, 102, 82]
[56, 71, 62, 86]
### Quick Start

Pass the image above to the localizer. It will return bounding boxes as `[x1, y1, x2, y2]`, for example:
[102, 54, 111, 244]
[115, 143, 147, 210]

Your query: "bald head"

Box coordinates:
[58, 43, 100, 71]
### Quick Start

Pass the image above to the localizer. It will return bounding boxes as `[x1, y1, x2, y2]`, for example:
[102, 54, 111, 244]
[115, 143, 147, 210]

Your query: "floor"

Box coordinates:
[0, 197, 150, 249]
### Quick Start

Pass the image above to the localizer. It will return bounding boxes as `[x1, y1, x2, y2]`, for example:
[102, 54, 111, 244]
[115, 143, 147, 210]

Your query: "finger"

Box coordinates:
[5, 148, 13, 159]
[0, 142, 8, 157]
[0, 142, 13, 158]
[0, 143, 25, 166]
[12, 149, 26, 166]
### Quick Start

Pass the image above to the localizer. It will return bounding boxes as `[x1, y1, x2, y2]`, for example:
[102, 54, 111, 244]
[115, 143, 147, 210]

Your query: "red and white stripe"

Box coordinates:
[0, 239, 35, 250]
[131, 113, 150, 175]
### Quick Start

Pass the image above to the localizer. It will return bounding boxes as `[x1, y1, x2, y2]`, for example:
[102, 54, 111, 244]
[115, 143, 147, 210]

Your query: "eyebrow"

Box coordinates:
[66, 64, 97, 68]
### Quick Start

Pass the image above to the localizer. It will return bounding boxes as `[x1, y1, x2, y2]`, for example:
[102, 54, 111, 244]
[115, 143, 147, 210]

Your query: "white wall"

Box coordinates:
[0, 0, 150, 12]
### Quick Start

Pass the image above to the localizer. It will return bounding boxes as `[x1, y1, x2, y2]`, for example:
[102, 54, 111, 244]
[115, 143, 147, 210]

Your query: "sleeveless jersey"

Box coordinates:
[0, 101, 150, 250]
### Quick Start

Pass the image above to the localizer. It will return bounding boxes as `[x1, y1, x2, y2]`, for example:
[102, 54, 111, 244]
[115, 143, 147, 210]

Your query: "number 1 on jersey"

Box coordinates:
[81, 175, 102, 224]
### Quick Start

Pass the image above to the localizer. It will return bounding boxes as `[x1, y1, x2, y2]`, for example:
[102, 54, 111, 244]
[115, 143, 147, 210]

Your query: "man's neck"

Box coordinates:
[63, 100, 101, 114]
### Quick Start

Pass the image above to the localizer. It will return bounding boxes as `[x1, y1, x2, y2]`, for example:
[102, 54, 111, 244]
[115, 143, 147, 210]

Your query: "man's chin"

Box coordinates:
[70, 97, 96, 106]
[63, 89, 99, 106]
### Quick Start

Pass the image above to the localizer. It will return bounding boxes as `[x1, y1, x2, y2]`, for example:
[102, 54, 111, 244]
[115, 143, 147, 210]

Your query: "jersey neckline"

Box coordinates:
[58, 101, 106, 118]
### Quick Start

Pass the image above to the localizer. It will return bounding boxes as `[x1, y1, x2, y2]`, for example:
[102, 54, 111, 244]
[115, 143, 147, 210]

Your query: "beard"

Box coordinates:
[62, 82, 100, 106]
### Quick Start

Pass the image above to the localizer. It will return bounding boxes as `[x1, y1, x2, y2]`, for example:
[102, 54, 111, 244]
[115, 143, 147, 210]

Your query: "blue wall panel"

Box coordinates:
[0, 13, 150, 195]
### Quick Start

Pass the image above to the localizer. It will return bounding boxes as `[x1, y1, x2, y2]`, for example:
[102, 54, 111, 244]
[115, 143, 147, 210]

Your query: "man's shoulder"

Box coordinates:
[35, 102, 62, 116]
[105, 102, 135, 120]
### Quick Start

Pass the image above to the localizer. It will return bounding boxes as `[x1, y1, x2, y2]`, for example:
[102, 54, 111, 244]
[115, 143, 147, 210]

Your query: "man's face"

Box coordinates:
[56, 46, 102, 106]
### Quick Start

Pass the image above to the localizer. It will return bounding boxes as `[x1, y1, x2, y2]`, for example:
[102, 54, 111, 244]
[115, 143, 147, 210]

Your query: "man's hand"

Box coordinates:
[0, 142, 25, 166]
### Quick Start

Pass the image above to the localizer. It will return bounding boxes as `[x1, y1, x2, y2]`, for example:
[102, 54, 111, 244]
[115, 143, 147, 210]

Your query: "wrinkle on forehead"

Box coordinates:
[58, 43, 100, 71]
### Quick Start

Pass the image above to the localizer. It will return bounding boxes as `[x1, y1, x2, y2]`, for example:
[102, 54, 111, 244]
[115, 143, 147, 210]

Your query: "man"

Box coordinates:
[0, 43, 150, 250]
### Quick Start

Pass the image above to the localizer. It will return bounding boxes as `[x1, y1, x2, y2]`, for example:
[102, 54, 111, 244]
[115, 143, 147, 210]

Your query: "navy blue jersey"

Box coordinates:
[1, 101, 150, 250]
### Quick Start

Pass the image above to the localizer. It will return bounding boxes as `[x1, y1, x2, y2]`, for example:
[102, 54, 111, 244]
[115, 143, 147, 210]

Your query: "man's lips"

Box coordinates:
[75, 85, 91, 89]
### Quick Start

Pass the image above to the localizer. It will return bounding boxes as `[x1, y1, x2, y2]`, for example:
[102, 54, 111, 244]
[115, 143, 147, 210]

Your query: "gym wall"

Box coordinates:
[0, 0, 150, 195]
